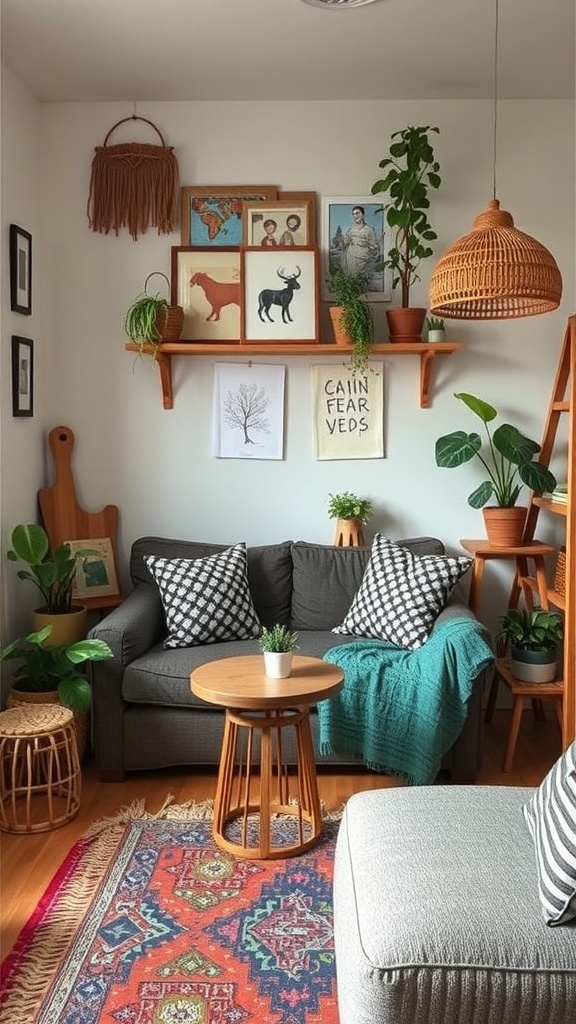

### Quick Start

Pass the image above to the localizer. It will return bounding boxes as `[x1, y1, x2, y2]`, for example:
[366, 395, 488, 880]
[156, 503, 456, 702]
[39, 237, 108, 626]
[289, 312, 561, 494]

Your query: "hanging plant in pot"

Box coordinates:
[496, 607, 563, 683]
[370, 125, 442, 342]
[258, 624, 299, 679]
[434, 393, 557, 547]
[326, 266, 374, 374]
[124, 271, 184, 358]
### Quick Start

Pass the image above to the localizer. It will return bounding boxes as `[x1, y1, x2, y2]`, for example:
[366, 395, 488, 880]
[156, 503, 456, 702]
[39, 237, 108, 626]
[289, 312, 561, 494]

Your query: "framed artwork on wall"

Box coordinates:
[240, 246, 320, 344]
[171, 246, 242, 342]
[278, 191, 317, 244]
[242, 198, 314, 247]
[11, 336, 33, 417]
[213, 362, 286, 460]
[67, 537, 120, 601]
[321, 196, 390, 301]
[10, 224, 32, 314]
[180, 185, 278, 246]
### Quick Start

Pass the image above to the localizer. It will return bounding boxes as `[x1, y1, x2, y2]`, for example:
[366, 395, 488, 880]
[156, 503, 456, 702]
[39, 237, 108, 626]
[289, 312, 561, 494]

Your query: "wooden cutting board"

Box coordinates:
[38, 425, 122, 609]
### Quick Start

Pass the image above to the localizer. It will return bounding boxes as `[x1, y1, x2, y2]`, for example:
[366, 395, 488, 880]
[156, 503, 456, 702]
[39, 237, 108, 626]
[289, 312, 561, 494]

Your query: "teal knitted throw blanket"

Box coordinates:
[320, 617, 494, 786]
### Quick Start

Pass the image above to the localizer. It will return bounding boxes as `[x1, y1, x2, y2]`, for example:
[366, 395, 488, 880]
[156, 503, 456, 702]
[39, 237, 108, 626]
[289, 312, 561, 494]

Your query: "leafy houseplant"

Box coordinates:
[371, 125, 442, 331]
[327, 266, 374, 374]
[259, 624, 299, 679]
[7, 524, 96, 615]
[124, 272, 184, 356]
[496, 607, 563, 683]
[435, 394, 557, 508]
[0, 625, 113, 712]
[327, 492, 373, 525]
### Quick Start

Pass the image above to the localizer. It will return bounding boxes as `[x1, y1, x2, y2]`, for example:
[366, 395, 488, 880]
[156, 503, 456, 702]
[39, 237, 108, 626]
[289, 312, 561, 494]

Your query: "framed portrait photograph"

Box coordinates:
[322, 196, 390, 301]
[240, 245, 319, 344]
[171, 246, 242, 342]
[278, 191, 317, 244]
[10, 224, 32, 314]
[11, 336, 33, 417]
[67, 537, 120, 601]
[180, 185, 278, 246]
[242, 198, 313, 248]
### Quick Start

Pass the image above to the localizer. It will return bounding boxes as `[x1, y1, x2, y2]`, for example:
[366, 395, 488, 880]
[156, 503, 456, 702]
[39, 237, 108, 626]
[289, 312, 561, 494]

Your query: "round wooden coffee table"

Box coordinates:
[190, 655, 343, 859]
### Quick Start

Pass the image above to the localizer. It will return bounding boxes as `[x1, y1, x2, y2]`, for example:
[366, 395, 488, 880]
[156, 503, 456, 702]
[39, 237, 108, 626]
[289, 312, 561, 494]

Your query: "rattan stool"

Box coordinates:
[0, 704, 81, 833]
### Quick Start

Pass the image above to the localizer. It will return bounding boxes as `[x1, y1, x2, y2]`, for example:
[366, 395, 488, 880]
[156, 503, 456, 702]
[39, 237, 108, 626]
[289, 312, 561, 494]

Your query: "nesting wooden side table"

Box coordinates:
[191, 655, 343, 859]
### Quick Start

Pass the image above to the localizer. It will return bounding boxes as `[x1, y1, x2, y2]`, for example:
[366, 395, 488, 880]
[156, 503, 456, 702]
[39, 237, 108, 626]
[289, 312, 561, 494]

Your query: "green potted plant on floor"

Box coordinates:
[327, 491, 373, 546]
[124, 271, 184, 357]
[7, 523, 97, 644]
[434, 393, 556, 546]
[259, 624, 299, 679]
[326, 266, 374, 374]
[496, 607, 563, 682]
[371, 125, 442, 341]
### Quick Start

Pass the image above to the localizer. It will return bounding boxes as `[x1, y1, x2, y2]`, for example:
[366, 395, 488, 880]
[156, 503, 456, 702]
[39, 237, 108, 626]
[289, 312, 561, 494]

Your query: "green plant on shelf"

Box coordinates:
[496, 607, 564, 652]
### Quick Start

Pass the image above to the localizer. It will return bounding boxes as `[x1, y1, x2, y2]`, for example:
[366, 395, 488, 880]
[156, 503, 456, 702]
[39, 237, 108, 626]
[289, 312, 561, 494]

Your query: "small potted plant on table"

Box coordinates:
[327, 491, 373, 546]
[258, 624, 299, 679]
[434, 393, 556, 547]
[497, 607, 564, 682]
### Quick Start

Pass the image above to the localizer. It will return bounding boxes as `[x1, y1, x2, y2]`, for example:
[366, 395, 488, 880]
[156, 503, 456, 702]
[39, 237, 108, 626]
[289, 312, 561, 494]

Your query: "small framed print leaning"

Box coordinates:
[11, 336, 34, 417]
[180, 185, 277, 246]
[10, 224, 32, 314]
[242, 198, 314, 247]
[172, 247, 241, 342]
[322, 196, 390, 301]
[240, 246, 319, 344]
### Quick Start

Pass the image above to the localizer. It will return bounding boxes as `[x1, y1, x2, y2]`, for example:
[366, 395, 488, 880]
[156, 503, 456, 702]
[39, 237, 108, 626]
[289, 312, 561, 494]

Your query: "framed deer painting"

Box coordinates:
[240, 246, 320, 344]
[171, 246, 241, 342]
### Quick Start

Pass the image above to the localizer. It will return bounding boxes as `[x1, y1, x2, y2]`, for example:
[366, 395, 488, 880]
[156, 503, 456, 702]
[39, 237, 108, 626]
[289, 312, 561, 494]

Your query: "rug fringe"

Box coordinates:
[82, 795, 215, 839]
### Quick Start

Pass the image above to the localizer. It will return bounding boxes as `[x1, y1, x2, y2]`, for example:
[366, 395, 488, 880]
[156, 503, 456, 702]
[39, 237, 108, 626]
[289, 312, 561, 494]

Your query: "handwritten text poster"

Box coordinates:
[312, 362, 384, 460]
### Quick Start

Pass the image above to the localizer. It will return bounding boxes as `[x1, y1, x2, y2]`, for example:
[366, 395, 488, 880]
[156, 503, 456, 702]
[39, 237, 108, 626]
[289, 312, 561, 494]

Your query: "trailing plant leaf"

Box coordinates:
[327, 267, 374, 374]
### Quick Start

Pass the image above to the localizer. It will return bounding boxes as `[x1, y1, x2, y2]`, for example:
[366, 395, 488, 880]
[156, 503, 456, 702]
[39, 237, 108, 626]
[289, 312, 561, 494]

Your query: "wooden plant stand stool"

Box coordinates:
[191, 655, 343, 859]
[485, 659, 564, 772]
[0, 704, 81, 833]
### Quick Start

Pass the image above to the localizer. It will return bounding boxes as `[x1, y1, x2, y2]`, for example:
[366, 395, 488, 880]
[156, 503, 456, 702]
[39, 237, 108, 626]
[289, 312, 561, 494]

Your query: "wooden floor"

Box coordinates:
[0, 708, 563, 961]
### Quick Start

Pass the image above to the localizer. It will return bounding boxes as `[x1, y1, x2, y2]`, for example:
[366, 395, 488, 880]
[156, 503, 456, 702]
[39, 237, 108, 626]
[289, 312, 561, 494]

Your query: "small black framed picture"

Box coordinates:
[10, 224, 32, 314]
[12, 336, 34, 417]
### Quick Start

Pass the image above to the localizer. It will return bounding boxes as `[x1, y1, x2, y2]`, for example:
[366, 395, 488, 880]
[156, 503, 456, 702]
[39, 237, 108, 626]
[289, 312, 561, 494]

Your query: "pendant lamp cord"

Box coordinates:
[492, 0, 499, 200]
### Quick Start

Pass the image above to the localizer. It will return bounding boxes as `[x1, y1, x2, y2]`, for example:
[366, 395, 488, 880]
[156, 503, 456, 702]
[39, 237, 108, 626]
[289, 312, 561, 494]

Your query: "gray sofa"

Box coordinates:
[89, 535, 486, 782]
[334, 786, 576, 1023]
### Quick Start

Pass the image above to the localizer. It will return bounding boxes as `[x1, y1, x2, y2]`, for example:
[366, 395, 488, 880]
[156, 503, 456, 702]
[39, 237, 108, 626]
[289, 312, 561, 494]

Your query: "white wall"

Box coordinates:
[1, 90, 575, 655]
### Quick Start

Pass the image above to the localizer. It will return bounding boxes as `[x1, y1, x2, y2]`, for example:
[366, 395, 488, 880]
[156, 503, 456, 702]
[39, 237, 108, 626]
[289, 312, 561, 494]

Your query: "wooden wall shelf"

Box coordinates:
[125, 340, 462, 410]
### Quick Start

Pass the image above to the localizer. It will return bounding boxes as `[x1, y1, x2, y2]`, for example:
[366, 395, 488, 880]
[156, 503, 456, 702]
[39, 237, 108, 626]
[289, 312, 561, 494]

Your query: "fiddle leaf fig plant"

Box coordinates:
[435, 393, 557, 508]
[371, 125, 442, 307]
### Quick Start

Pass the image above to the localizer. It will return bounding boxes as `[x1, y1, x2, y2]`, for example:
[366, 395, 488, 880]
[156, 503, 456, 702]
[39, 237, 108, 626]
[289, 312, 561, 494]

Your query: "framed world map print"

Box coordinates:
[180, 185, 278, 246]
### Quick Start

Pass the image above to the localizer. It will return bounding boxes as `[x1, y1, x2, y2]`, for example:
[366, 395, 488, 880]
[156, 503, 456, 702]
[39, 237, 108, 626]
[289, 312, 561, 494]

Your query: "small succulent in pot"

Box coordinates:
[258, 624, 299, 654]
[327, 491, 373, 525]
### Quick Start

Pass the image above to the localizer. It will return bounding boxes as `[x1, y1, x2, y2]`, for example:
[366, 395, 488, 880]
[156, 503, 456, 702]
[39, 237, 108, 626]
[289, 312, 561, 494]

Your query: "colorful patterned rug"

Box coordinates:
[0, 799, 341, 1024]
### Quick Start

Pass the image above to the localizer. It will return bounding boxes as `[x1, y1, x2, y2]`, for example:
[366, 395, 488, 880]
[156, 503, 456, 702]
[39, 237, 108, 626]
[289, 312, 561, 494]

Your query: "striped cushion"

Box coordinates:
[523, 741, 576, 926]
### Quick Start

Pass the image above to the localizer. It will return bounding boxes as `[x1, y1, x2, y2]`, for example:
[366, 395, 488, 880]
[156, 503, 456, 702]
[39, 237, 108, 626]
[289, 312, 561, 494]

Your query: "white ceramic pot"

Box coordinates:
[263, 652, 293, 679]
[427, 329, 446, 343]
[510, 645, 558, 683]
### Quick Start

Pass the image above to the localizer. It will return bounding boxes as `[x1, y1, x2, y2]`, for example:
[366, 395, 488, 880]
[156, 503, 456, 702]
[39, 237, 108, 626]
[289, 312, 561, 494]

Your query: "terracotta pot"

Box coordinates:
[32, 606, 88, 646]
[328, 306, 352, 347]
[333, 518, 365, 547]
[482, 506, 527, 548]
[7, 687, 89, 760]
[386, 307, 426, 343]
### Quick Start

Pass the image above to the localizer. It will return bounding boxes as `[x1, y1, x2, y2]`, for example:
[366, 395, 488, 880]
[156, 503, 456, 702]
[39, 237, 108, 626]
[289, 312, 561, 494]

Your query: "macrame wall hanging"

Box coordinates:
[87, 115, 179, 241]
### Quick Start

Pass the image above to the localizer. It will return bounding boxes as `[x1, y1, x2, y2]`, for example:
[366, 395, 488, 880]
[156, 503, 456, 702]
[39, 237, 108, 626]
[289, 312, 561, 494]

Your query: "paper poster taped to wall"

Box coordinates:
[213, 362, 285, 459]
[312, 362, 384, 460]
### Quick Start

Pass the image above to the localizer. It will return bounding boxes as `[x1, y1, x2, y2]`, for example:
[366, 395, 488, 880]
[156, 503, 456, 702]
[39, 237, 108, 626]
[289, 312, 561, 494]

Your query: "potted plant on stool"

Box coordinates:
[371, 125, 442, 342]
[328, 491, 373, 546]
[434, 393, 556, 547]
[259, 624, 299, 679]
[497, 607, 564, 682]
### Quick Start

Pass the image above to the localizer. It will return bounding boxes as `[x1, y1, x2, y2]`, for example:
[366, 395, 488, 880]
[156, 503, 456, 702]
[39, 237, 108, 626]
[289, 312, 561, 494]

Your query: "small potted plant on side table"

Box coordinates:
[327, 491, 373, 546]
[496, 607, 564, 683]
[259, 624, 299, 679]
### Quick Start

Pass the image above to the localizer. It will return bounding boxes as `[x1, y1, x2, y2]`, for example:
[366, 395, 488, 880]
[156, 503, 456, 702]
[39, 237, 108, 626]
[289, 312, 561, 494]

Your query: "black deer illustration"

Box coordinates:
[257, 266, 301, 323]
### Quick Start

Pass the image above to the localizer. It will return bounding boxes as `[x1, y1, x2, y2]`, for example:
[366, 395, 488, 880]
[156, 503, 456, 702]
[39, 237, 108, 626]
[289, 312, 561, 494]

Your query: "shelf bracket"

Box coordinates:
[156, 353, 173, 410]
[419, 350, 435, 408]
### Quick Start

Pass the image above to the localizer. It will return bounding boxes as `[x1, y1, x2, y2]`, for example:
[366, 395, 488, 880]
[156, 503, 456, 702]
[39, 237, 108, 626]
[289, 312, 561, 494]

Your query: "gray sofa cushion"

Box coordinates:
[334, 786, 576, 1024]
[290, 536, 445, 631]
[130, 536, 293, 629]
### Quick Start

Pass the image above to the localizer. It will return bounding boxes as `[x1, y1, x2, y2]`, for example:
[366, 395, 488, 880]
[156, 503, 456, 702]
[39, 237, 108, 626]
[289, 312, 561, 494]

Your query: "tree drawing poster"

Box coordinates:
[213, 362, 285, 459]
[312, 363, 384, 460]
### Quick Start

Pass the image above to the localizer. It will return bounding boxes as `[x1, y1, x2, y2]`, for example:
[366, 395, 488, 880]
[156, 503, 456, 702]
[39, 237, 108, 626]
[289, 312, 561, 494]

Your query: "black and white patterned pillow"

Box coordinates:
[333, 534, 472, 650]
[523, 741, 576, 926]
[145, 543, 261, 649]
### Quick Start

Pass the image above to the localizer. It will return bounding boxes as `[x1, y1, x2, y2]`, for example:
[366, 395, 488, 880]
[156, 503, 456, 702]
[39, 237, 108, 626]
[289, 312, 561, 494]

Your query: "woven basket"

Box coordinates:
[554, 546, 566, 598]
[145, 272, 184, 343]
[7, 689, 89, 761]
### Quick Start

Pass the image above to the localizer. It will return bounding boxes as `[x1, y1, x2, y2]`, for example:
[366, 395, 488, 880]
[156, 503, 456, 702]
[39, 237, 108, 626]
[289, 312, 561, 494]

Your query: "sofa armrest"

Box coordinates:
[88, 585, 165, 778]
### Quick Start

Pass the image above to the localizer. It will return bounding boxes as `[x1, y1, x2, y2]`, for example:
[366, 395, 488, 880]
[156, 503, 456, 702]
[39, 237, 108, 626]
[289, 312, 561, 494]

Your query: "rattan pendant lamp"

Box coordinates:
[428, 0, 562, 320]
